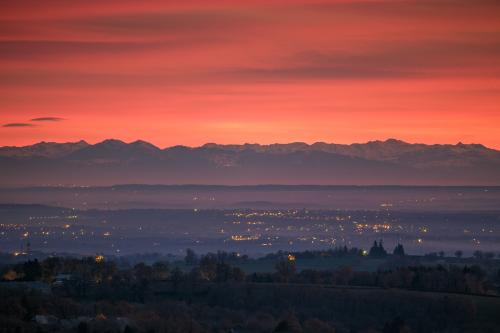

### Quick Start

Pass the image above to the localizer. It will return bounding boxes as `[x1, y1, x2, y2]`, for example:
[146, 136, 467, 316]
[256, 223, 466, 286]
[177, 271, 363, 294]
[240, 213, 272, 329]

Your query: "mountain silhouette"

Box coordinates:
[1, 139, 499, 186]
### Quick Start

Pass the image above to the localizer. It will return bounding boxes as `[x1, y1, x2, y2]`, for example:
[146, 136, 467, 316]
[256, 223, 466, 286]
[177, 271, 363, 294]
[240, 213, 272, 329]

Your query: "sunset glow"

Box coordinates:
[1, 0, 500, 148]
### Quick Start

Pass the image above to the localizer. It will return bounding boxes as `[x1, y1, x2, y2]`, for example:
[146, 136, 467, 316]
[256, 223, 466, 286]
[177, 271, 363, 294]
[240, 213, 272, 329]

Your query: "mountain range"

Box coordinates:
[1, 139, 499, 186]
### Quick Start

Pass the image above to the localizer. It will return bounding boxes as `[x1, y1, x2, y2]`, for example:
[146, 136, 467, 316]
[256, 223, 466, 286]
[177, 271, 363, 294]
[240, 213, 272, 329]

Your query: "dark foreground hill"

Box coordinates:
[1, 139, 500, 185]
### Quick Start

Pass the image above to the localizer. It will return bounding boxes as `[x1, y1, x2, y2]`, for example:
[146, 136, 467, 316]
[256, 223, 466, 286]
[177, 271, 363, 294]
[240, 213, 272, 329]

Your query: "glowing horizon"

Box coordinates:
[1, 0, 500, 148]
[2, 137, 497, 151]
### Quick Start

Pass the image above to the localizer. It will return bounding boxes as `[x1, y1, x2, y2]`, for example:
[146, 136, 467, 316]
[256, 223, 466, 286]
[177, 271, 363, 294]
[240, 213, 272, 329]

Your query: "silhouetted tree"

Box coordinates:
[41, 257, 61, 282]
[275, 259, 296, 283]
[369, 240, 387, 258]
[185, 248, 198, 265]
[473, 250, 483, 260]
[152, 261, 169, 280]
[232, 267, 246, 282]
[22, 259, 42, 281]
[170, 267, 184, 291]
[199, 255, 217, 281]
[393, 244, 405, 257]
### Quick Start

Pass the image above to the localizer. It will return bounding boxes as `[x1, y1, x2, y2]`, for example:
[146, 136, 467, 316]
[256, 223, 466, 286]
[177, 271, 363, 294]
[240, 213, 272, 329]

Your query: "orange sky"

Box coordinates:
[1, 0, 500, 148]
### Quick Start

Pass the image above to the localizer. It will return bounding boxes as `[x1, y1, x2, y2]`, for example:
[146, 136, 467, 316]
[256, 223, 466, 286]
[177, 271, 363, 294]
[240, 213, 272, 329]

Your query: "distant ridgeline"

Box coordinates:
[1, 139, 500, 185]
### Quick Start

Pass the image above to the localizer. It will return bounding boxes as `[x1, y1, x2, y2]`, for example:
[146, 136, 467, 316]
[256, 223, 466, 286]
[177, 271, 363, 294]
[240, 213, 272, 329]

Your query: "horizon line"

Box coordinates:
[0, 137, 493, 151]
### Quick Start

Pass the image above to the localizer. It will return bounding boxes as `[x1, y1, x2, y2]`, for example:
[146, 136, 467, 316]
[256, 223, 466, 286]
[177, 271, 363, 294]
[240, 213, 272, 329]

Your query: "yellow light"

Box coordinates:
[287, 254, 296, 261]
[95, 255, 105, 263]
[231, 234, 260, 241]
[362, 250, 368, 256]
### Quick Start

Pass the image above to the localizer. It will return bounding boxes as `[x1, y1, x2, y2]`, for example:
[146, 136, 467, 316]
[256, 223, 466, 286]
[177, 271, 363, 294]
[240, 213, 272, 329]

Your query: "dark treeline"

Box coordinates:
[2, 247, 500, 296]
[1, 246, 500, 333]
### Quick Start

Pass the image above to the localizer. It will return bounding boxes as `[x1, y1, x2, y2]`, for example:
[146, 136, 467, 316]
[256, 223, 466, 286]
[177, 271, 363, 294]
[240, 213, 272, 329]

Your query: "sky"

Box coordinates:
[1, 0, 500, 148]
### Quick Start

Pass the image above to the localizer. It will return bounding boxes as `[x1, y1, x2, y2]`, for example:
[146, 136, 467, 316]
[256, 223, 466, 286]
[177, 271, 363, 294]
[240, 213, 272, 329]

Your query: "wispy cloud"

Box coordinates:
[3, 123, 35, 127]
[31, 117, 65, 122]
